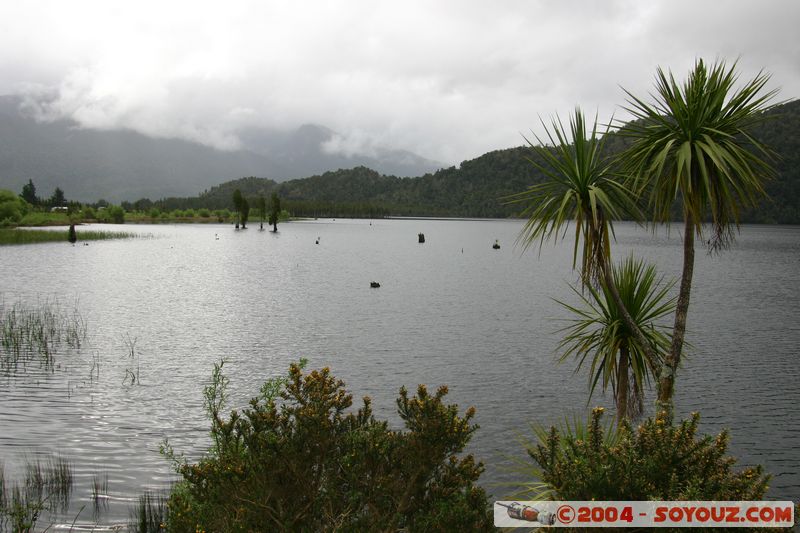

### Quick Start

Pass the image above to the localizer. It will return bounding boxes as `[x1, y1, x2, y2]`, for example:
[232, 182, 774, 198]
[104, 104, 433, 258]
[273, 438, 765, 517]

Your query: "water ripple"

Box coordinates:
[1, 221, 798, 526]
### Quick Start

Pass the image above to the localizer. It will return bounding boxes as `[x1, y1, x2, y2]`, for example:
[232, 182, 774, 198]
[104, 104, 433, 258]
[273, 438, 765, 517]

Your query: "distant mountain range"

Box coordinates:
[2, 94, 798, 224]
[237, 123, 444, 181]
[166, 99, 800, 224]
[0, 95, 443, 202]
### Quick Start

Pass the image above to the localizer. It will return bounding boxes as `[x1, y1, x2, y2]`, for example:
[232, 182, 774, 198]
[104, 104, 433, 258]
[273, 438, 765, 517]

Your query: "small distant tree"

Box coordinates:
[269, 192, 281, 232]
[50, 187, 66, 208]
[258, 194, 266, 229]
[232, 189, 243, 229]
[240, 198, 250, 229]
[21, 179, 38, 206]
[133, 198, 153, 211]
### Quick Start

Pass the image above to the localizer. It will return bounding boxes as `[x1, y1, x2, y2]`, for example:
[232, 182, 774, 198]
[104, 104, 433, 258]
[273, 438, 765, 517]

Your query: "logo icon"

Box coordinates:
[497, 502, 556, 525]
[557, 504, 576, 524]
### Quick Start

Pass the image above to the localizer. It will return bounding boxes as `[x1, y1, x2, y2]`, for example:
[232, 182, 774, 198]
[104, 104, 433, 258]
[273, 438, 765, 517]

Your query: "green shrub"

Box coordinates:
[0, 189, 27, 223]
[183, 209, 195, 218]
[165, 362, 493, 532]
[214, 209, 231, 222]
[81, 206, 96, 220]
[96, 206, 125, 224]
[197, 208, 211, 218]
[526, 407, 769, 501]
[149, 207, 161, 219]
[108, 205, 125, 224]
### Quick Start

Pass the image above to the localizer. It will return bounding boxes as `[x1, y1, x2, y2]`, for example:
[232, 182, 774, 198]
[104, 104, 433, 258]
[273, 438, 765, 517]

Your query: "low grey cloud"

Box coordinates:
[1, 0, 797, 165]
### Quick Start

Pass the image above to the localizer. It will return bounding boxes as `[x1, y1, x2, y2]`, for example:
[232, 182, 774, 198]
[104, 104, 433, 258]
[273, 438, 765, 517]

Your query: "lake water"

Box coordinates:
[1, 219, 798, 529]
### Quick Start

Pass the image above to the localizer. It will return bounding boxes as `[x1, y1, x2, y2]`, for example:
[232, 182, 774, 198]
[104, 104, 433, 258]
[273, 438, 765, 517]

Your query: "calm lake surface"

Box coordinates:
[1, 219, 798, 528]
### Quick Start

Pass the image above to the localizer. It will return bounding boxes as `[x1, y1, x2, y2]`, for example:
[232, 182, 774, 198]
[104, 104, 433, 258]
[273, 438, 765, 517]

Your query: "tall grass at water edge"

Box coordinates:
[0, 456, 73, 533]
[129, 490, 169, 533]
[0, 227, 137, 246]
[0, 300, 87, 373]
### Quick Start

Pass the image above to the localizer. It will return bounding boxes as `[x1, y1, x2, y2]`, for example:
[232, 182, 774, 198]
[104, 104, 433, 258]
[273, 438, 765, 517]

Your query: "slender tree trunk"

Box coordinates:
[598, 253, 659, 374]
[617, 345, 630, 424]
[587, 224, 660, 379]
[657, 219, 695, 405]
[601, 263, 657, 363]
[585, 219, 665, 418]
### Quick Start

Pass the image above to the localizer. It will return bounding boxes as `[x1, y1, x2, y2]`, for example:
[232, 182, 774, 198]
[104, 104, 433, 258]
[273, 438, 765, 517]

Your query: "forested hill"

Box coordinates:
[169, 99, 800, 223]
[745, 98, 800, 223]
[176, 148, 539, 218]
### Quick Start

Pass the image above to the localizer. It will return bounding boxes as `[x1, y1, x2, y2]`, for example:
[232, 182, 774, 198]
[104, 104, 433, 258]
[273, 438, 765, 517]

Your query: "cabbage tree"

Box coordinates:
[621, 59, 779, 405]
[509, 109, 659, 371]
[556, 257, 675, 422]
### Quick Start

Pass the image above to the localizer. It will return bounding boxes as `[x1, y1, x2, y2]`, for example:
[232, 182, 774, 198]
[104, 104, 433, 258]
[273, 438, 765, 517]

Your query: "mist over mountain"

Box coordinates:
[176, 99, 800, 224]
[2, 92, 798, 224]
[238, 123, 444, 180]
[0, 95, 444, 202]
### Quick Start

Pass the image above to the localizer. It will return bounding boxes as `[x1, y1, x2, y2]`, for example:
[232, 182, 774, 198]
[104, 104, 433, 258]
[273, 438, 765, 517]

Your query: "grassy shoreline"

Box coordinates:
[0, 227, 138, 246]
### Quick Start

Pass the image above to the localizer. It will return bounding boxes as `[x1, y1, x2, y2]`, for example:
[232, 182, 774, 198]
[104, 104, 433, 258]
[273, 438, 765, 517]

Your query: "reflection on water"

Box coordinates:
[0, 220, 798, 527]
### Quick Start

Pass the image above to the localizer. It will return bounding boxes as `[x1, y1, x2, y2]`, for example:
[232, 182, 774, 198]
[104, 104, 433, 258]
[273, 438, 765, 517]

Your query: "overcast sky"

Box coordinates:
[1, 0, 798, 165]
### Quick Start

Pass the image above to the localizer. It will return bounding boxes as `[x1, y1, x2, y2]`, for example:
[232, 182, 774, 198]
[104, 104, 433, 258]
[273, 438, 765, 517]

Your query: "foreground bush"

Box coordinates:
[165, 362, 493, 532]
[528, 407, 769, 501]
[0, 189, 29, 225]
[96, 205, 125, 224]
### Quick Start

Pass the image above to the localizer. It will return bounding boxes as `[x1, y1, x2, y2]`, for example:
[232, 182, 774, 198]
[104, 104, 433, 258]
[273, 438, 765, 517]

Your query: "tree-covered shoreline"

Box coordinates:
[3, 99, 797, 226]
[150, 99, 800, 223]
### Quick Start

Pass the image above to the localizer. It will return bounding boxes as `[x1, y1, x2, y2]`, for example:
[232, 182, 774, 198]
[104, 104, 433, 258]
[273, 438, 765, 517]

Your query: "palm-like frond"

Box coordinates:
[501, 412, 622, 501]
[620, 59, 780, 249]
[555, 256, 675, 419]
[507, 109, 641, 283]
